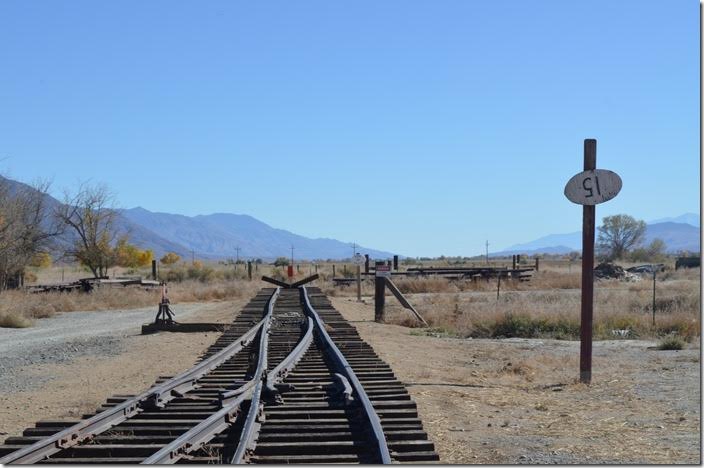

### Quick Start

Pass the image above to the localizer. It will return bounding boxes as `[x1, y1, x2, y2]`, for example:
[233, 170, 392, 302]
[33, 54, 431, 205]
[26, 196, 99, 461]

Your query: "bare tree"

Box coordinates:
[0, 178, 61, 290]
[597, 214, 647, 261]
[56, 183, 121, 278]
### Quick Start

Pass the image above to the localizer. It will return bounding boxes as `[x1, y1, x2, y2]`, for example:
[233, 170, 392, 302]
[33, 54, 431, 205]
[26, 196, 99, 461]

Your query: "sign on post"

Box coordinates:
[375, 264, 391, 278]
[353, 253, 365, 265]
[564, 139, 621, 384]
[564, 169, 622, 205]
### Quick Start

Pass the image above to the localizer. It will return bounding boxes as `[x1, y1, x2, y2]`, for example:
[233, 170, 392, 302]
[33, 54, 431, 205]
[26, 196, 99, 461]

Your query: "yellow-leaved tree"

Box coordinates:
[160, 252, 181, 265]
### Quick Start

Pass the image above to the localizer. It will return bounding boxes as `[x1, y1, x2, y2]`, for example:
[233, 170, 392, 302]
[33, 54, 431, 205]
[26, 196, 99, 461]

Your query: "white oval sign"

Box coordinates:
[564, 169, 622, 205]
[353, 253, 365, 265]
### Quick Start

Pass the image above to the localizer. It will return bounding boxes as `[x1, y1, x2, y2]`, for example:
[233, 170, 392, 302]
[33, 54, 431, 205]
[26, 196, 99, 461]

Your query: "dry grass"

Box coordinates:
[384, 269, 700, 341]
[0, 279, 261, 328]
[0, 311, 33, 328]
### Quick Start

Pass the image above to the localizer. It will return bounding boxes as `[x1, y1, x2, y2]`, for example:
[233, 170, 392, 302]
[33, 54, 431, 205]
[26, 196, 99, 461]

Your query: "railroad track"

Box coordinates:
[0, 286, 438, 464]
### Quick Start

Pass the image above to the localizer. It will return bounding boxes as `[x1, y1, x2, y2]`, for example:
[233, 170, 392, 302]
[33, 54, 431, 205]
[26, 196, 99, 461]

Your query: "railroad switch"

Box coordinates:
[153, 283, 176, 325]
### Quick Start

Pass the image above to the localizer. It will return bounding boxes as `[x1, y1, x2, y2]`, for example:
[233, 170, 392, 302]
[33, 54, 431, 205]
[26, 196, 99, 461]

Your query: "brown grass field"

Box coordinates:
[1, 259, 699, 343]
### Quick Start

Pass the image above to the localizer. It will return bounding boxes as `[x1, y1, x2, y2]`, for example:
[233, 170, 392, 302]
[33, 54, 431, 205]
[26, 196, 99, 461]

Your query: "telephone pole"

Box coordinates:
[290, 245, 295, 266]
[485, 240, 489, 264]
[351, 242, 358, 258]
[235, 246, 241, 264]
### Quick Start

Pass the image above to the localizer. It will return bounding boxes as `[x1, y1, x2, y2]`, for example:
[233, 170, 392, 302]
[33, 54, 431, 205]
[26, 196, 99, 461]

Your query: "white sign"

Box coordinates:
[564, 169, 622, 205]
[375, 265, 391, 277]
[353, 253, 365, 265]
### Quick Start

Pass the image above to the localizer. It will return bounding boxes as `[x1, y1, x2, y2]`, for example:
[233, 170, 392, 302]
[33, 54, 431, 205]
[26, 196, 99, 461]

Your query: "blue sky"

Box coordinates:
[0, 1, 699, 257]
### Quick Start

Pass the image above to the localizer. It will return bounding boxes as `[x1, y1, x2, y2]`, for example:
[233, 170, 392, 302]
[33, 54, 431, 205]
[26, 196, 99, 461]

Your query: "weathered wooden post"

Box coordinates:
[652, 269, 657, 326]
[353, 253, 364, 302]
[374, 262, 390, 322]
[152, 260, 157, 280]
[364, 255, 369, 274]
[332, 264, 336, 278]
[496, 271, 501, 301]
[386, 260, 392, 268]
[247, 261, 252, 280]
[516, 254, 521, 266]
[512, 255, 516, 270]
[564, 138, 622, 384]
[580, 141, 596, 385]
[535, 257, 540, 272]
[393, 255, 399, 271]
[356, 265, 362, 302]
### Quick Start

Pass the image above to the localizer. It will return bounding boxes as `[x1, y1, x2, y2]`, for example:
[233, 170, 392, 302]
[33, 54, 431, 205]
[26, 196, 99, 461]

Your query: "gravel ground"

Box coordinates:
[0, 299, 243, 441]
[0, 302, 216, 394]
[332, 296, 701, 464]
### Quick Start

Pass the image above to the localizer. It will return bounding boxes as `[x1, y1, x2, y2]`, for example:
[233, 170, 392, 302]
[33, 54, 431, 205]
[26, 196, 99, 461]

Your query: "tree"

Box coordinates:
[160, 252, 181, 265]
[630, 238, 667, 263]
[597, 214, 646, 261]
[29, 252, 52, 268]
[56, 183, 122, 278]
[0, 178, 61, 290]
[114, 238, 153, 268]
[274, 257, 289, 267]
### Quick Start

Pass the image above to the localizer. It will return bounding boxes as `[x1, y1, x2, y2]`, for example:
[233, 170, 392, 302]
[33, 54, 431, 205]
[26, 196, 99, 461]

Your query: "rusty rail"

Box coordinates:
[301, 286, 392, 464]
[0, 289, 279, 465]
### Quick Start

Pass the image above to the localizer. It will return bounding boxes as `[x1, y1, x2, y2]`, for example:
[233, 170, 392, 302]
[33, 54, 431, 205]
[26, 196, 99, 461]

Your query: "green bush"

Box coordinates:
[467, 313, 580, 340]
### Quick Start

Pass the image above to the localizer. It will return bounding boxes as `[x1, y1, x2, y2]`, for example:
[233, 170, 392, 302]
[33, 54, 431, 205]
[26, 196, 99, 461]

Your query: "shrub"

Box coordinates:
[0, 311, 33, 328]
[657, 335, 686, 350]
[160, 252, 181, 265]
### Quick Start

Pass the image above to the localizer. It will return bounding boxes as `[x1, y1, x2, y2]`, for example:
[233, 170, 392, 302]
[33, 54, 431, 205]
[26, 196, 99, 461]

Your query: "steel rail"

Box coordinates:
[301, 286, 393, 464]
[231, 316, 315, 463]
[0, 289, 279, 466]
[143, 287, 284, 464]
[264, 316, 314, 399]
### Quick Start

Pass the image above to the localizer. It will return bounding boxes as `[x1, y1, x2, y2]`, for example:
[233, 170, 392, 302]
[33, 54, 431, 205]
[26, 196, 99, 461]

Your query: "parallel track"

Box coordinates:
[0, 286, 438, 464]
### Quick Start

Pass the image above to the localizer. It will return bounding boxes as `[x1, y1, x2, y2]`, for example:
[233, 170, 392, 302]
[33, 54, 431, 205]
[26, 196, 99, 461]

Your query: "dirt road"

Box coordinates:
[0, 300, 244, 441]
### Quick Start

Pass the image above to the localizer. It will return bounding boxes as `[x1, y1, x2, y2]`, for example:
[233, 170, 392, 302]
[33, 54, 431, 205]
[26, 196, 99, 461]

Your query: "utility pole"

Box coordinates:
[485, 240, 489, 265]
[191, 249, 195, 264]
[234, 246, 241, 269]
[290, 245, 295, 267]
[351, 242, 358, 258]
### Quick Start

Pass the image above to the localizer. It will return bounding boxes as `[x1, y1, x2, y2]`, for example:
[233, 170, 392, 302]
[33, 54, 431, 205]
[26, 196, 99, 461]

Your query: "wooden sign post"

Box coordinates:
[353, 253, 364, 302]
[374, 263, 391, 322]
[564, 139, 622, 384]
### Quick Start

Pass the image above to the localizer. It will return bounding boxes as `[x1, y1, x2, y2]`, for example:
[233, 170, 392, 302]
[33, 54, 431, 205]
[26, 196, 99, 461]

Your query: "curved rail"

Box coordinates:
[230, 316, 315, 463]
[142, 288, 280, 464]
[0, 289, 280, 466]
[300, 286, 392, 464]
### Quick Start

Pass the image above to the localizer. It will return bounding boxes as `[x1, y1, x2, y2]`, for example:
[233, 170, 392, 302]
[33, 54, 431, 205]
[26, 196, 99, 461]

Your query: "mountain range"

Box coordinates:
[0, 176, 394, 261]
[1, 174, 699, 259]
[119, 207, 394, 260]
[494, 213, 700, 256]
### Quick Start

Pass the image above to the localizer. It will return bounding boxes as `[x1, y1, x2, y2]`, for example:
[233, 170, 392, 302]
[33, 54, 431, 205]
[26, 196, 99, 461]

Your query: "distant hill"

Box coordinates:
[120, 207, 394, 260]
[494, 215, 700, 256]
[0, 175, 395, 261]
[650, 213, 700, 227]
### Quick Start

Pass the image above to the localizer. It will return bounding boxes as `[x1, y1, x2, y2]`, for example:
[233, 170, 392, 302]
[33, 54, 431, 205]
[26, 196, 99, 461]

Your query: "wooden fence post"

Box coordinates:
[375, 275, 385, 322]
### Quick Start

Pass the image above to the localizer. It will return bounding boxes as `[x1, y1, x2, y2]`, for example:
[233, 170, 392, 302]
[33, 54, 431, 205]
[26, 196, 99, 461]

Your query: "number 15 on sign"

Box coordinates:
[564, 169, 622, 206]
